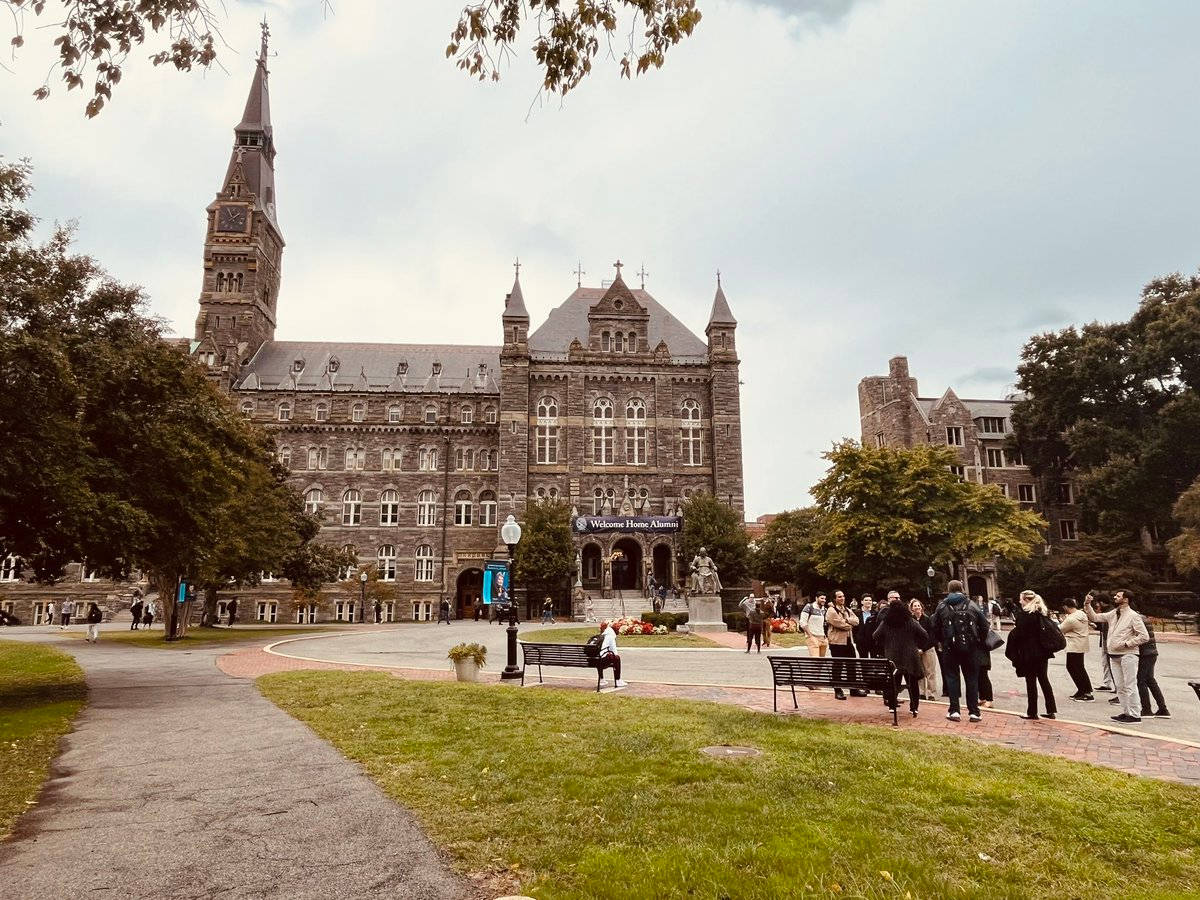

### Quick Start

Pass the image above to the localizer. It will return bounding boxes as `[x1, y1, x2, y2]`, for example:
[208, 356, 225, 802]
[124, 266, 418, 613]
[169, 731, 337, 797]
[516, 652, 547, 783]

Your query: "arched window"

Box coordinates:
[277, 401, 292, 422]
[625, 398, 647, 465]
[240, 400, 254, 417]
[342, 489, 362, 526]
[388, 404, 401, 424]
[377, 545, 397, 581]
[382, 448, 401, 471]
[424, 404, 437, 424]
[534, 486, 560, 503]
[680, 399, 702, 466]
[1, 554, 21, 582]
[614, 332, 624, 352]
[484, 406, 497, 424]
[352, 402, 365, 423]
[414, 545, 434, 582]
[536, 397, 559, 464]
[628, 331, 637, 352]
[593, 486, 616, 515]
[277, 447, 291, 469]
[602, 331, 611, 351]
[479, 490, 497, 527]
[216, 272, 226, 292]
[417, 490, 436, 526]
[345, 447, 365, 470]
[306, 446, 328, 470]
[380, 490, 399, 526]
[304, 488, 323, 514]
[454, 490, 473, 526]
[419, 448, 438, 471]
[461, 404, 473, 424]
[235, 272, 244, 292]
[314, 402, 328, 422]
[592, 399, 614, 465]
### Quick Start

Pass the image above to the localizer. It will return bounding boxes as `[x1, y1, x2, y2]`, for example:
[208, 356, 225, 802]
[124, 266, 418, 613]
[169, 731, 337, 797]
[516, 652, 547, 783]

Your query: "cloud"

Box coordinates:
[954, 366, 1018, 387]
[1017, 307, 1073, 330]
[737, 0, 877, 25]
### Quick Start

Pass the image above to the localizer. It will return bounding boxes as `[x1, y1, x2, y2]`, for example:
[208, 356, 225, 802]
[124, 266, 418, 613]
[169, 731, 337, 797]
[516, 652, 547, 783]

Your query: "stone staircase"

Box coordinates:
[584, 590, 688, 621]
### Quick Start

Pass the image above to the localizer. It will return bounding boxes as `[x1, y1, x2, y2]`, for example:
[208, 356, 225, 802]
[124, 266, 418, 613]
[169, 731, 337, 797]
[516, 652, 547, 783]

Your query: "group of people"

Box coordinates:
[42, 598, 105, 642]
[127, 594, 157, 630]
[755, 581, 1170, 724]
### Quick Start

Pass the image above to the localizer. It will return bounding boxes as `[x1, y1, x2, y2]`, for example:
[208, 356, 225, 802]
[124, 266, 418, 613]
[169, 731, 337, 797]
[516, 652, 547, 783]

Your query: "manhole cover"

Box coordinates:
[700, 745, 761, 759]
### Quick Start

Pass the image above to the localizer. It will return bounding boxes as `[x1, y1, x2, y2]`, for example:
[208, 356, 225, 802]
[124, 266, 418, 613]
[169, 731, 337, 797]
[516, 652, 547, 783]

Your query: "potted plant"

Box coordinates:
[447, 642, 487, 682]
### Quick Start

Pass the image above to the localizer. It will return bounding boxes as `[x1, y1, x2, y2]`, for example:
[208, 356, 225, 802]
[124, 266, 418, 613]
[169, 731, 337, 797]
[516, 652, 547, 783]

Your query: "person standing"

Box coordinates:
[853, 596, 876, 659]
[473, 596, 484, 622]
[873, 592, 929, 717]
[1059, 599, 1094, 701]
[759, 594, 776, 649]
[1136, 618, 1170, 718]
[1085, 590, 1149, 723]
[1005, 591, 1058, 720]
[143, 598, 156, 628]
[1088, 592, 1116, 692]
[799, 593, 829, 659]
[374, 598, 383, 624]
[740, 593, 763, 653]
[85, 601, 103, 643]
[971, 595, 997, 708]
[824, 590, 860, 700]
[541, 596, 554, 624]
[129, 596, 144, 631]
[45, 601, 55, 627]
[908, 599, 939, 701]
[439, 598, 452, 625]
[596, 621, 627, 688]
[60, 597, 75, 630]
[931, 580, 989, 723]
[226, 597, 237, 628]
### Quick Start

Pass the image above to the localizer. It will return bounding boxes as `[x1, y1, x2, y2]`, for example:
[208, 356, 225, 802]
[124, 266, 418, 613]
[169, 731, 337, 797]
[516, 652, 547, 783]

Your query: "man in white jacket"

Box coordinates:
[1085, 590, 1149, 722]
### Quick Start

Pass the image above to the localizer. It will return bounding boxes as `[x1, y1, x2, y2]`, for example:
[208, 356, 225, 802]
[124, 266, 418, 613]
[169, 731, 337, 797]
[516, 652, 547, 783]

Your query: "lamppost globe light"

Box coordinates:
[501, 514, 522, 547]
[926, 566, 936, 579]
[359, 571, 368, 584]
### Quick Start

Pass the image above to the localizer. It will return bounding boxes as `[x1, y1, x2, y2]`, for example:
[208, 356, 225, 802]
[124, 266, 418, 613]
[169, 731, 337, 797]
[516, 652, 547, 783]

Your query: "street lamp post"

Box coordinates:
[359, 571, 368, 624]
[926, 565, 936, 601]
[500, 514, 523, 681]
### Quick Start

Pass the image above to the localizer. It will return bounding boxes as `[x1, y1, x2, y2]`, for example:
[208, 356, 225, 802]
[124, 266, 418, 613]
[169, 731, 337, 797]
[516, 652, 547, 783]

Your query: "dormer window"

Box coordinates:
[424, 404, 437, 424]
[292, 359, 305, 374]
[328, 357, 341, 374]
[397, 360, 408, 376]
[351, 403, 365, 423]
[432, 361, 442, 377]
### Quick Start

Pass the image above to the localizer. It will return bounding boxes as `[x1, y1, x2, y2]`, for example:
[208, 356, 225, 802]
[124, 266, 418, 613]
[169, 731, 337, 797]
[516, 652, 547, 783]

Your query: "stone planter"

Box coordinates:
[453, 658, 480, 682]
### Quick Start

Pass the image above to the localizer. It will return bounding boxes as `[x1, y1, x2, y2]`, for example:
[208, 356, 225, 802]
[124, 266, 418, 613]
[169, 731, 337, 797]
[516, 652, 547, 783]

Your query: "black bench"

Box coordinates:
[1190, 681, 1200, 706]
[520, 642, 604, 691]
[768, 656, 899, 725]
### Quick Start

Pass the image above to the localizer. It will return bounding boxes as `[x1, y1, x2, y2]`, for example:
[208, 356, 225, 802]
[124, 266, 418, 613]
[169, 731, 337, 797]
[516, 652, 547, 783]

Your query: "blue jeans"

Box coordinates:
[942, 652, 980, 716]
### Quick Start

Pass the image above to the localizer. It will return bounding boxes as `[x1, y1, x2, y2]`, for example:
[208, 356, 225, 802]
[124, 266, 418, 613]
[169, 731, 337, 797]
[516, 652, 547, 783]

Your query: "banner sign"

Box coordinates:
[482, 560, 510, 605]
[572, 515, 682, 534]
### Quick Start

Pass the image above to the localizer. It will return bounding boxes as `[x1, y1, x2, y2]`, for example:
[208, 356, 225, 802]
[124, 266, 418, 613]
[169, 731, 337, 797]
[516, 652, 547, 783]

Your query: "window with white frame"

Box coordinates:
[334, 600, 356, 623]
[256, 601, 278, 623]
[592, 399, 614, 464]
[382, 448, 401, 471]
[352, 403, 365, 423]
[461, 405, 473, 424]
[484, 406, 497, 424]
[414, 545, 434, 582]
[680, 399, 702, 466]
[304, 488, 323, 514]
[1018, 484, 1036, 503]
[345, 447, 366, 470]
[314, 402, 328, 422]
[417, 490, 437, 526]
[996, 483, 1009, 498]
[278, 447, 291, 469]
[411, 600, 433, 621]
[388, 404, 402, 424]
[377, 545, 397, 581]
[614, 332, 624, 352]
[424, 404, 437, 424]
[986, 448, 1006, 468]
[479, 491, 497, 526]
[419, 448, 438, 471]
[979, 416, 1006, 434]
[455, 447, 474, 470]
[945, 426, 963, 446]
[478, 449, 490, 470]
[627, 331, 637, 352]
[295, 603, 318, 624]
[949, 465, 966, 481]
[381, 601, 395, 623]
[278, 401, 292, 422]
[593, 486, 616, 514]
[342, 489, 362, 526]
[1059, 519, 1078, 541]
[602, 331, 611, 351]
[1058, 481, 1074, 504]
[454, 490, 473, 526]
[380, 490, 399, 525]
[874, 433, 885, 448]
[240, 400, 254, 417]
[1, 555, 20, 582]
[307, 446, 328, 470]
[536, 397, 559, 464]
[1006, 448, 1025, 467]
[626, 399, 647, 465]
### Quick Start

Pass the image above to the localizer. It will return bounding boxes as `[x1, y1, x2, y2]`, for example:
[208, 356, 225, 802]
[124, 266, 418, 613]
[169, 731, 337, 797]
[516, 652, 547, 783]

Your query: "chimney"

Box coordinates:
[889, 356, 910, 380]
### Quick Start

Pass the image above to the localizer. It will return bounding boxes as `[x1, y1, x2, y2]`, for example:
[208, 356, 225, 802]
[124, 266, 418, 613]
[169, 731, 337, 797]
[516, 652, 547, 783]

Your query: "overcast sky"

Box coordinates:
[5, 0, 1199, 517]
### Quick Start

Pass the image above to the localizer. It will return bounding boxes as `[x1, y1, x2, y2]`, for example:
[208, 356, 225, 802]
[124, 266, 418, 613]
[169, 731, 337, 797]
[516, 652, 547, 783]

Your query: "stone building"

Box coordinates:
[858, 356, 1076, 600]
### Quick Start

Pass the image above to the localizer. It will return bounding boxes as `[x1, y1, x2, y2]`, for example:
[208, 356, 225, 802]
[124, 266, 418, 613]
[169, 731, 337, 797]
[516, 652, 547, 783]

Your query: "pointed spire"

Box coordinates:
[707, 270, 737, 327]
[237, 20, 273, 135]
[503, 260, 529, 321]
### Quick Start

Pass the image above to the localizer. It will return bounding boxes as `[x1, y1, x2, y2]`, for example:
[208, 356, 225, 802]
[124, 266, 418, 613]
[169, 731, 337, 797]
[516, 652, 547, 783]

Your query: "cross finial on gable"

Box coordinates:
[638, 263, 649, 290]
[573, 260, 585, 288]
[613, 259, 624, 278]
[513, 256, 521, 278]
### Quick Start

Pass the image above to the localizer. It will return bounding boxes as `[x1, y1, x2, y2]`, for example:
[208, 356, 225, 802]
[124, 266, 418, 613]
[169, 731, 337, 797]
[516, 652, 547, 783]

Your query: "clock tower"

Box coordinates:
[194, 23, 284, 379]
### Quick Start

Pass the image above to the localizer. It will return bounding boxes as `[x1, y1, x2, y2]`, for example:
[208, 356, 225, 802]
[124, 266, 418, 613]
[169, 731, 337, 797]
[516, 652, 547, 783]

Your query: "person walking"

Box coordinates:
[1005, 590, 1059, 720]
[541, 596, 554, 624]
[85, 601, 103, 643]
[931, 580, 989, 723]
[1136, 618, 1170, 719]
[873, 592, 928, 716]
[1085, 590, 1149, 723]
[1088, 592, 1116, 692]
[46, 601, 55, 628]
[374, 598, 383, 624]
[740, 594, 763, 653]
[129, 596, 144, 631]
[438, 598, 452, 625]
[799, 593, 829, 659]
[596, 621, 627, 688]
[825, 590, 860, 700]
[908, 599, 939, 700]
[473, 596, 484, 622]
[60, 597, 75, 630]
[759, 595, 776, 648]
[142, 599, 155, 629]
[1059, 599, 1094, 701]
[225, 597, 237, 628]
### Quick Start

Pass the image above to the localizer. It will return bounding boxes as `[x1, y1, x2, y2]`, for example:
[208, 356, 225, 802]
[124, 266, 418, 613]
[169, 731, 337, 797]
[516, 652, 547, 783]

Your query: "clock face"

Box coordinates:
[217, 205, 248, 233]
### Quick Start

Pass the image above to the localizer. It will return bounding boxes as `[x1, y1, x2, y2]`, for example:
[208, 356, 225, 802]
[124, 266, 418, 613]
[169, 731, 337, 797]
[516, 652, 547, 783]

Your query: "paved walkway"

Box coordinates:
[0, 635, 471, 900]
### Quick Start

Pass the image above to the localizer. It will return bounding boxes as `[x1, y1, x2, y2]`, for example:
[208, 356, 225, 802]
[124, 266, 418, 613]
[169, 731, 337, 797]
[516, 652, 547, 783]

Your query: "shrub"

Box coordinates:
[447, 643, 487, 667]
[672, 612, 689, 628]
[723, 612, 747, 633]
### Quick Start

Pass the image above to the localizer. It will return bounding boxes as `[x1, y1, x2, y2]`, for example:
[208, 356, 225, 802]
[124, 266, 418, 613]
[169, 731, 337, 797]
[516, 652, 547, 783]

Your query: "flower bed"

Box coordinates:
[611, 617, 669, 636]
[769, 618, 798, 634]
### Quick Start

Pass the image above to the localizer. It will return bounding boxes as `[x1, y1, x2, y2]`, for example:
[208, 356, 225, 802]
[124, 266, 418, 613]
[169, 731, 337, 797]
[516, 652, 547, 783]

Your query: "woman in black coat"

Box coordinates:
[1005, 590, 1057, 720]
[872, 595, 929, 717]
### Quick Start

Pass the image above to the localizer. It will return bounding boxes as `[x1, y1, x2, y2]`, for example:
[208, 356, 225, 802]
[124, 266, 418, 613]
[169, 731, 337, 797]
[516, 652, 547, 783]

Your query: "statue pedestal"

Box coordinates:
[687, 594, 725, 632]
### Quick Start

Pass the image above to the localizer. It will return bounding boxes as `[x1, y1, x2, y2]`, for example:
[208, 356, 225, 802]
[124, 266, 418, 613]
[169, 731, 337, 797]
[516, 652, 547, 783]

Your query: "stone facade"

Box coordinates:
[858, 356, 1076, 600]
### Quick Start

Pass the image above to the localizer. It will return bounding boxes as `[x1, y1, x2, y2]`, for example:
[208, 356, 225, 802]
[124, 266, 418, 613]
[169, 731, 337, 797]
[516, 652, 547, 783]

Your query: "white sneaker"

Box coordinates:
[598, 679, 609, 687]
[969, 713, 982, 723]
[946, 712, 961, 721]
[615, 680, 628, 688]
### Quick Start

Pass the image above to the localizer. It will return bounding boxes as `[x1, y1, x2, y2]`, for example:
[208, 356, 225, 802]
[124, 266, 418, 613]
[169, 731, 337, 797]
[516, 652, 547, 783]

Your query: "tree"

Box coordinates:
[680, 492, 748, 588]
[1001, 532, 1157, 607]
[339, 567, 397, 622]
[1167, 476, 1200, 578]
[748, 508, 823, 594]
[7, 1, 702, 116]
[513, 500, 575, 612]
[810, 441, 1046, 589]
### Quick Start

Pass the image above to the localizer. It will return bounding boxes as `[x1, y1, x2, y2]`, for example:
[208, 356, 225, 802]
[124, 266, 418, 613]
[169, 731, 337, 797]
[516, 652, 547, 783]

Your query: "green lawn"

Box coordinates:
[519, 625, 720, 648]
[61, 625, 355, 650]
[0, 640, 87, 839]
[260, 672, 1200, 899]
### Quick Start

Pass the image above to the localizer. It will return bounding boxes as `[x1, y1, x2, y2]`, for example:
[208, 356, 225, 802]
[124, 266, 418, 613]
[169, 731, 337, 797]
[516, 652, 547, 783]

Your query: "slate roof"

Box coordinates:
[235, 341, 501, 394]
[707, 279, 736, 327]
[528, 286, 709, 359]
[917, 396, 1023, 420]
[503, 274, 529, 320]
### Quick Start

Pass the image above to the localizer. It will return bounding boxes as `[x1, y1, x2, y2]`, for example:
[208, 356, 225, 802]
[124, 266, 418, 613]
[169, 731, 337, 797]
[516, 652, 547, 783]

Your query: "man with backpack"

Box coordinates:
[931, 580, 990, 723]
[799, 593, 829, 659]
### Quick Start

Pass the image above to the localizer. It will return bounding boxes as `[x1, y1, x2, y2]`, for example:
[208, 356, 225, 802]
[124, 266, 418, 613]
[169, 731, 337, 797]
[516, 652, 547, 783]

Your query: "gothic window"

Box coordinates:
[380, 490, 399, 526]
[419, 448, 438, 471]
[388, 404, 401, 424]
[1, 555, 20, 582]
[602, 331, 611, 351]
[454, 490, 473, 526]
[625, 398, 647, 465]
[314, 402, 328, 422]
[680, 399, 702, 466]
[479, 491, 497, 527]
[303, 488, 323, 514]
[424, 404, 437, 424]
[478, 449, 489, 470]
[455, 448, 475, 470]
[592, 487, 617, 514]
[216, 273, 226, 292]
[352, 403, 365, 423]
[628, 332, 637, 352]
[235, 273, 244, 292]
[345, 447, 366, 470]
[461, 405, 473, 424]
[536, 397, 559, 464]
[484, 406, 497, 424]
[414, 545, 434, 582]
[338, 544, 357, 580]
[592, 399, 614, 465]
[240, 400, 254, 417]
[342, 489, 362, 526]
[417, 490, 436, 526]
[307, 446, 328, 470]
[278, 447, 291, 469]
[378, 545, 397, 581]
[534, 486, 560, 504]
[382, 448, 401, 471]
[277, 401, 292, 422]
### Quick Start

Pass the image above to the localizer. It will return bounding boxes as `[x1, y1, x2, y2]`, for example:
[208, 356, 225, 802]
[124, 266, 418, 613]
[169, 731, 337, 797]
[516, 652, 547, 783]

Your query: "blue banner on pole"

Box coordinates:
[482, 560, 510, 605]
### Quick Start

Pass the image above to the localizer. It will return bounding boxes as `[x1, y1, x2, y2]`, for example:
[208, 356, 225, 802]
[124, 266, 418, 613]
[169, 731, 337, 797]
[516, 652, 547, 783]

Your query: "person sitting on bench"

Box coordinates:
[597, 621, 627, 689]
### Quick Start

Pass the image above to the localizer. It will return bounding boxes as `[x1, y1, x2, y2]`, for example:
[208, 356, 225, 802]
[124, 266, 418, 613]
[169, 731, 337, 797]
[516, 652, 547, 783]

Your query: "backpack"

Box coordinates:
[584, 633, 602, 659]
[943, 603, 978, 655]
[1037, 616, 1066, 654]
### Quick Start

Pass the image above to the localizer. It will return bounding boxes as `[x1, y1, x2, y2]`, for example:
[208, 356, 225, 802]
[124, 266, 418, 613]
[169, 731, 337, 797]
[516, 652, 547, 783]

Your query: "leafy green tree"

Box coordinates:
[749, 508, 824, 594]
[1001, 532, 1157, 607]
[1167, 477, 1200, 578]
[811, 441, 1046, 589]
[513, 500, 575, 611]
[339, 567, 397, 622]
[680, 492, 749, 588]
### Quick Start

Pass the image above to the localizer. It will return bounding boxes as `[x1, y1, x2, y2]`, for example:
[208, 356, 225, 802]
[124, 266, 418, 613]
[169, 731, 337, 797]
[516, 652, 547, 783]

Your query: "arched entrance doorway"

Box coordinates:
[611, 538, 643, 591]
[456, 568, 483, 619]
[967, 574, 989, 602]
[581, 543, 603, 590]
[652, 543, 673, 588]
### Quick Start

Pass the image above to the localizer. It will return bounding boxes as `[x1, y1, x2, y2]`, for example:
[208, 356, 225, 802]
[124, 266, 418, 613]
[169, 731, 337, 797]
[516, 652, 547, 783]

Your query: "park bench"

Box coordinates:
[520, 642, 605, 691]
[768, 656, 900, 725]
[1190, 681, 1200, 707]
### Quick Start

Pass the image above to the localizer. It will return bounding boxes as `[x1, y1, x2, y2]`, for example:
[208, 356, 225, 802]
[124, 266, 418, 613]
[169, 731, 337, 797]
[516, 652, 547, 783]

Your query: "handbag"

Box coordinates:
[1038, 616, 1066, 654]
[983, 629, 1004, 651]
